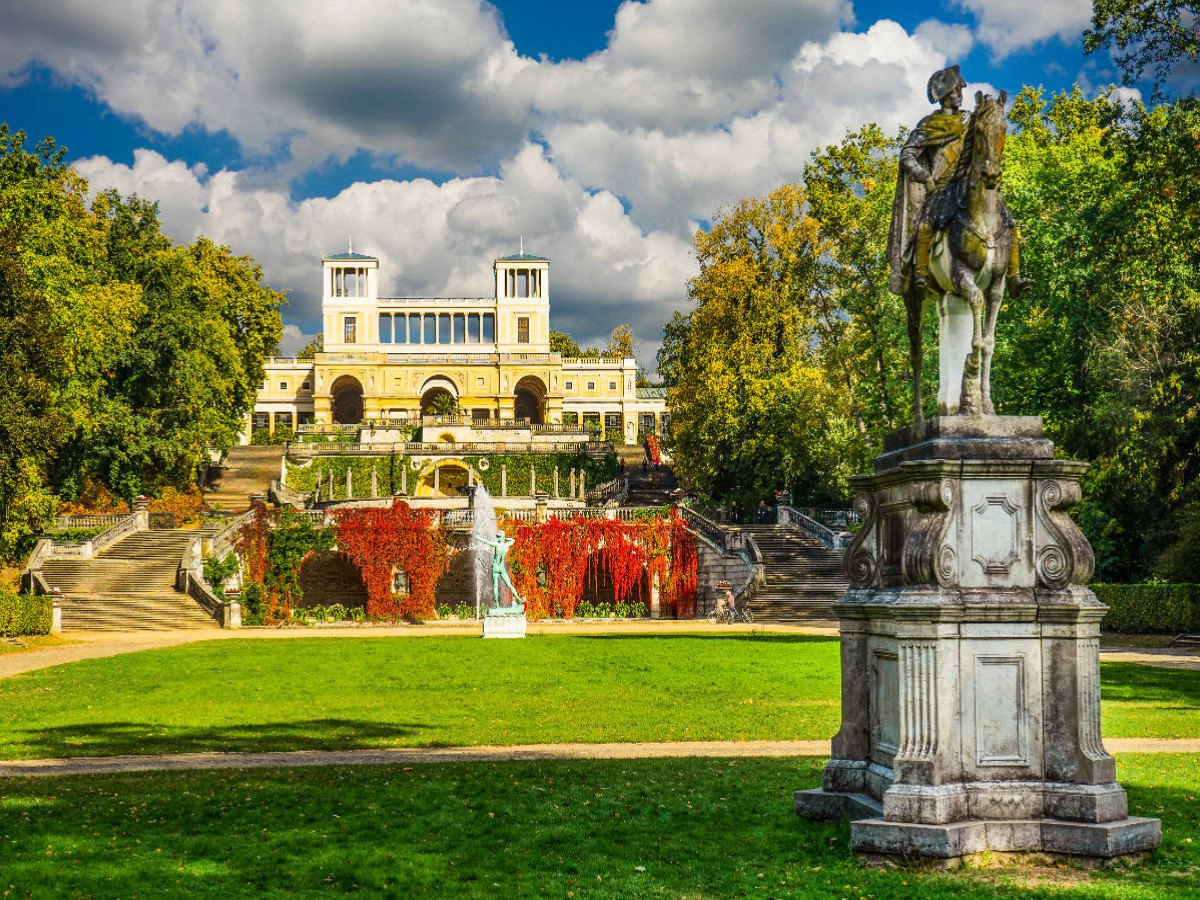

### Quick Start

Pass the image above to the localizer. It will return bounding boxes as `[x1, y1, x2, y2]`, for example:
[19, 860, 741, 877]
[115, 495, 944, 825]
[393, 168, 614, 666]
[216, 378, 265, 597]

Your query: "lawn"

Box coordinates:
[0, 754, 1195, 899]
[0, 635, 1196, 760]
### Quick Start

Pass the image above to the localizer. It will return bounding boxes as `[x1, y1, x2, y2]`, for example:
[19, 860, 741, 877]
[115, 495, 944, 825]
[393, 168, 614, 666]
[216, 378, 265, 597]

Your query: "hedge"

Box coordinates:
[1094, 583, 1200, 634]
[0, 592, 53, 637]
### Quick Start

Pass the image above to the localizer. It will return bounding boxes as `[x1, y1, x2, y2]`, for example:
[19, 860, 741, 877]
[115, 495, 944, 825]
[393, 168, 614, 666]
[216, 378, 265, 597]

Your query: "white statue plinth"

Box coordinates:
[482, 611, 527, 638]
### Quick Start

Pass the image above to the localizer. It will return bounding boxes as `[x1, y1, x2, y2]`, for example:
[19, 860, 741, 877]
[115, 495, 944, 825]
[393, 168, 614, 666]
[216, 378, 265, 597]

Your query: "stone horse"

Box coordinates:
[906, 90, 1013, 418]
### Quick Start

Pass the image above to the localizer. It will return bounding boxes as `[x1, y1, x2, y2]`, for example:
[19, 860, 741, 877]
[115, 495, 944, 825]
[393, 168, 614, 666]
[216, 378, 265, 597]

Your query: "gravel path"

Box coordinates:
[0, 738, 1195, 779]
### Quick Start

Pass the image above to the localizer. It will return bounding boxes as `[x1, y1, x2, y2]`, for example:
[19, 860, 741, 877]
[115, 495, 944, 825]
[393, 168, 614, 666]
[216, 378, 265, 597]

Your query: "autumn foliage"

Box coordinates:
[332, 501, 449, 620]
[502, 511, 696, 619]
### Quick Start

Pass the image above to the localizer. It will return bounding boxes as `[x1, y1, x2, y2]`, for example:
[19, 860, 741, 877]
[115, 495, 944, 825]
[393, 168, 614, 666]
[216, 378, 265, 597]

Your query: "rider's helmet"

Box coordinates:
[927, 65, 965, 104]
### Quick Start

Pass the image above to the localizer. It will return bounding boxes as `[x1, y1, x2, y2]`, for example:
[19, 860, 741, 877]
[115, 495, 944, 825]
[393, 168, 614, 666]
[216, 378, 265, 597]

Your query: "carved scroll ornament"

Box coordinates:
[1035, 479, 1094, 588]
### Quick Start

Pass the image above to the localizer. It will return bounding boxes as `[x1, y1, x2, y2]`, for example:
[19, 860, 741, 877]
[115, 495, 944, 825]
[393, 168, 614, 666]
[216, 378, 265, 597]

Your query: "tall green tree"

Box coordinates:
[1085, 1, 1200, 97]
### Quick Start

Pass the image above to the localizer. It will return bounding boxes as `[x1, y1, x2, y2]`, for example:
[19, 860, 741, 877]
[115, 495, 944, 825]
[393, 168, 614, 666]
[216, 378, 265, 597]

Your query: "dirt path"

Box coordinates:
[1, 738, 1196, 779]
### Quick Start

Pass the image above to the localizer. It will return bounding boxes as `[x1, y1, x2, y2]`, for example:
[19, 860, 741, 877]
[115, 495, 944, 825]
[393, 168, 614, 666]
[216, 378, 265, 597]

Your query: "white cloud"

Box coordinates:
[74, 145, 696, 371]
[280, 324, 315, 357]
[548, 20, 963, 229]
[6, 2, 1012, 369]
[953, 0, 1091, 59]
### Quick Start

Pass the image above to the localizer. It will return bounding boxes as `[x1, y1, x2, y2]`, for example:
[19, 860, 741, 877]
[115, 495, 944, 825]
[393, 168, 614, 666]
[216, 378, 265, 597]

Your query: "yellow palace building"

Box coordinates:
[248, 249, 670, 442]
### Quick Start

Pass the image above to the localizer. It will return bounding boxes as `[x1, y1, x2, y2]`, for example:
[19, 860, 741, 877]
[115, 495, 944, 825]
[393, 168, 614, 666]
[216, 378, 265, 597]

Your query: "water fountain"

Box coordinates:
[470, 484, 527, 638]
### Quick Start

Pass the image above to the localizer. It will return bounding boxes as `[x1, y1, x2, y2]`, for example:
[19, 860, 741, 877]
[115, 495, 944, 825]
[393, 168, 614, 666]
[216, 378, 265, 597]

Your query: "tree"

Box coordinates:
[661, 183, 862, 508]
[297, 333, 324, 359]
[605, 324, 638, 359]
[549, 329, 580, 357]
[0, 226, 67, 558]
[0, 125, 285, 556]
[1085, 1, 1200, 97]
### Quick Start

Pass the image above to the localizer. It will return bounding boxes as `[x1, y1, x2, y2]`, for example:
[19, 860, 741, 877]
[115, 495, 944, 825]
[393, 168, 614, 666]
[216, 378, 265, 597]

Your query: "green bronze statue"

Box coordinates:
[476, 528, 525, 615]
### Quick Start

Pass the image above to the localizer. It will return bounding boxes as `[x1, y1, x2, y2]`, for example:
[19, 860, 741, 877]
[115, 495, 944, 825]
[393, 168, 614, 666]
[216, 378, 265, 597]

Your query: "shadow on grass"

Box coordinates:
[1, 756, 1196, 899]
[7, 718, 429, 759]
[1102, 661, 1200, 708]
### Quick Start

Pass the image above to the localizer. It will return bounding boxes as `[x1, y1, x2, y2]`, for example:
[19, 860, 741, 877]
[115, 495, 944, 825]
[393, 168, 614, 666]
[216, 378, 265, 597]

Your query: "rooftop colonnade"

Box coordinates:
[249, 250, 670, 443]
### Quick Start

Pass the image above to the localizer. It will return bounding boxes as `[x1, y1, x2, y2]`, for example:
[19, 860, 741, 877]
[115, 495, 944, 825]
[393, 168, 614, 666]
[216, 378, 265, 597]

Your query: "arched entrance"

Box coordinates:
[414, 460, 473, 498]
[513, 375, 546, 425]
[297, 551, 369, 609]
[419, 376, 459, 417]
[330, 375, 364, 425]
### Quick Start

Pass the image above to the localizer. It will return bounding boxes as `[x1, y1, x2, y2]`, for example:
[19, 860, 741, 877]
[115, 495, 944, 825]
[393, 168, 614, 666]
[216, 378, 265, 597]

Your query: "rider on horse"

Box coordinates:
[888, 66, 1029, 299]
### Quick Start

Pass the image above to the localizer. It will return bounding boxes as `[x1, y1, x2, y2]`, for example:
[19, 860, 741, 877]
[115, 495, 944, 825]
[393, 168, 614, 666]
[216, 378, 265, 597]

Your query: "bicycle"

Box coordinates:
[707, 603, 754, 625]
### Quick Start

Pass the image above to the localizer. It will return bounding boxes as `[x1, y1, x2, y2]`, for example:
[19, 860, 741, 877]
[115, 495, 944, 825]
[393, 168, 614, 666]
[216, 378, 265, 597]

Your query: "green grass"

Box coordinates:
[0, 635, 1196, 760]
[1101, 662, 1200, 738]
[0, 754, 1196, 899]
[0, 635, 842, 759]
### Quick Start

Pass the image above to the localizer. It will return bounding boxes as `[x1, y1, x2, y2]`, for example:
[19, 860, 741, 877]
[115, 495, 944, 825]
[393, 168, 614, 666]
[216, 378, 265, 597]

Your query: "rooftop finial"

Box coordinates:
[520, 235, 524, 258]
[348, 234, 353, 255]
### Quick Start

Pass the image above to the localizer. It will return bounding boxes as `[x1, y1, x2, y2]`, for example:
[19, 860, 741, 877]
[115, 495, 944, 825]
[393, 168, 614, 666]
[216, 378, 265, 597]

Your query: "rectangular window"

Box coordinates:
[343, 316, 357, 344]
[472, 408, 491, 422]
[379, 313, 392, 343]
[438, 313, 451, 344]
[640, 413, 655, 433]
[562, 412, 579, 425]
[275, 412, 294, 430]
[301, 382, 310, 391]
[423, 313, 436, 344]
[605, 413, 622, 430]
[252, 412, 270, 431]
[482, 313, 495, 343]
[279, 381, 288, 391]
[467, 313, 480, 343]
[586, 381, 595, 391]
[476, 376, 485, 387]
[565, 381, 573, 391]
[408, 314, 421, 344]
[298, 412, 314, 426]
[517, 316, 529, 344]
[453, 313, 465, 344]
[582, 412, 601, 426]
[608, 381, 617, 391]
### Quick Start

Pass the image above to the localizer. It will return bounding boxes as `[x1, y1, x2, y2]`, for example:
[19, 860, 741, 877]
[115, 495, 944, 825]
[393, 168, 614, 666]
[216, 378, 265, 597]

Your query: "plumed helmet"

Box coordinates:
[927, 65, 966, 103]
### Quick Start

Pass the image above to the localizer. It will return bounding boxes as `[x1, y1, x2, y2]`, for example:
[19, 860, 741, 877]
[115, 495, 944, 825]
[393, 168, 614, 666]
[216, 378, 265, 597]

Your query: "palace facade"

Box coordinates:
[249, 250, 670, 442]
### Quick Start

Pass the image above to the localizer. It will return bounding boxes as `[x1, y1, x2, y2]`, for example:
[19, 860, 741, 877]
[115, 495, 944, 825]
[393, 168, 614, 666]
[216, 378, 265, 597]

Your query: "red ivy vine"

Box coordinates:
[332, 501, 449, 620]
[501, 510, 697, 619]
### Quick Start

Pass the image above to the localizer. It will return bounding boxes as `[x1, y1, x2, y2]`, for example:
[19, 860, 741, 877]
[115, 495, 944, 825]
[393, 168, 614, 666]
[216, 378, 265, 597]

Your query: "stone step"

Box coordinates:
[59, 595, 219, 632]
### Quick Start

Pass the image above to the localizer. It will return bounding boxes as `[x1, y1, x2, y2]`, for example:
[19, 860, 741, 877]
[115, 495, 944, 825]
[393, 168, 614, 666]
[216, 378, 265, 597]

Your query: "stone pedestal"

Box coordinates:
[794, 417, 1160, 862]
[483, 611, 527, 638]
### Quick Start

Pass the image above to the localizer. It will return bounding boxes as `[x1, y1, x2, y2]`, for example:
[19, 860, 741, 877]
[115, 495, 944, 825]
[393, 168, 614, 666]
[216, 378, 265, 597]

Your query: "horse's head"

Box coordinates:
[970, 89, 1008, 188]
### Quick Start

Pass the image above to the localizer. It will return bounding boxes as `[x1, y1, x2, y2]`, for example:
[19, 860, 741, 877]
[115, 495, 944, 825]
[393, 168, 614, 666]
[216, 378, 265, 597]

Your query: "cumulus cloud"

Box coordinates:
[547, 20, 965, 229]
[74, 145, 696, 370]
[953, 0, 1091, 59]
[6, 1, 1000, 369]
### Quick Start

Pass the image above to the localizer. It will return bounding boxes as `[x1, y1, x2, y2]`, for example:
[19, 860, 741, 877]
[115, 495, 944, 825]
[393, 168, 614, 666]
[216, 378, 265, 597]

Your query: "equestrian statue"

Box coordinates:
[887, 65, 1030, 419]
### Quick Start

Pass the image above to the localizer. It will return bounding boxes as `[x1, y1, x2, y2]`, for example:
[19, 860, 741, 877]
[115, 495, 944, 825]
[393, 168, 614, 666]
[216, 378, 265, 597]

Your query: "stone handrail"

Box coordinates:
[53, 514, 126, 530]
[795, 506, 862, 528]
[91, 510, 147, 555]
[270, 479, 310, 509]
[206, 508, 255, 559]
[777, 504, 851, 550]
[586, 476, 627, 504]
[179, 569, 237, 627]
[679, 505, 738, 554]
[677, 506, 763, 606]
[289, 440, 608, 457]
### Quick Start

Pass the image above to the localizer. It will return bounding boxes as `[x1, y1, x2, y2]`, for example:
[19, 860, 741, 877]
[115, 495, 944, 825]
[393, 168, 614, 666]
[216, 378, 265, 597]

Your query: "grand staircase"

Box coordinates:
[203, 445, 284, 511]
[737, 524, 847, 624]
[40, 531, 219, 632]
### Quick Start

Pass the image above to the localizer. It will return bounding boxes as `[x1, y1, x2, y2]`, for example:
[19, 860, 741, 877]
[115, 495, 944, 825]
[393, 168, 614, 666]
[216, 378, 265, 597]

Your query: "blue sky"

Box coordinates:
[0, 0, 1128, 366]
